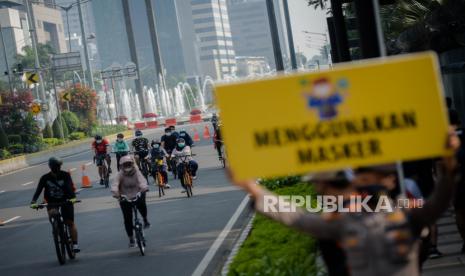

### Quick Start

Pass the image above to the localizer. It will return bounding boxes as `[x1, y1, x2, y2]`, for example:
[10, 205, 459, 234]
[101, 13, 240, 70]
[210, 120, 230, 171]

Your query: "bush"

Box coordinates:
[7, 134, 21, 144]
[228, 183, 319, 276]
[8, 143, 24, 155]
[52, 116, 68, 139]
[62, 111, 80, 133]
[69, 131, 86, 141]
[0, 149, 10, 159]
[62, 118, 69, 139]
[42, 138, 65, 147]
[260, 176, 302, 190]
[43, 123, 53, 138]
[90, 125, 127, 137]
[0, 125, 8, 149]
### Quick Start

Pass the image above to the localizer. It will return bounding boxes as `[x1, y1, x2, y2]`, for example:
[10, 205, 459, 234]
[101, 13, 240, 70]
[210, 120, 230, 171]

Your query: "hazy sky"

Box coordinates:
[288, 0, 328, 58]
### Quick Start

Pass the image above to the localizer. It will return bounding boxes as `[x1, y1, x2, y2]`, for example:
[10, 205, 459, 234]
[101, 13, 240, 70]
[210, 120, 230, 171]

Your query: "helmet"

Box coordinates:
[48, 157, 63, 168]
[119, 155, 134, 166]
[117, 133, 124, 139]
[164, 127, 171, 133]
[169, 125, 175, 130]
[135, 130, 143, 137]
[94, 134, 102, 140]
[151, 139, 160, 144]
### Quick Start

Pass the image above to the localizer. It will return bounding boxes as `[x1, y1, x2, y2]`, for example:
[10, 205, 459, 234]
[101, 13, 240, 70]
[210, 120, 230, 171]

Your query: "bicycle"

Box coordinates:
[33, 200, 81, 265]
[217, 140, 227, 168]
[166, 151, 178, 179]
[95, 154, 110, 188]
[151, 157, 166, 197]
[135, 152, 151, 182]
[175, 155, 196, 198]
[114, 151, 129, 171]
[120, 194, 146, 256]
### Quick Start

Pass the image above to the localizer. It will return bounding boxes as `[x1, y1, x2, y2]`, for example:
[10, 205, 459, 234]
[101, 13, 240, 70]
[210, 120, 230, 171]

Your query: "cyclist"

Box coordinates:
[111, 155, 150, 248]
[179, 128, 194, 147]
[211, 113, 218, 130]
[169, 125, 179, 139]
[161, 127, 178, 172]
[171, 138, 199, 190]
[150, 139, 170, 188]
[30, 157, 80, 253]
[131, 129, 150, 169]
[92, 134, 111, 185]
[113, 133, 130, 171]
[213, 123, 223, 160]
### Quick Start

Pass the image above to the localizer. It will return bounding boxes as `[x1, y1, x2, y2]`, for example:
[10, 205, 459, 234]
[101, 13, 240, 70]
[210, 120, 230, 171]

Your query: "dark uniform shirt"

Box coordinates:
[32, 171, 75, 203]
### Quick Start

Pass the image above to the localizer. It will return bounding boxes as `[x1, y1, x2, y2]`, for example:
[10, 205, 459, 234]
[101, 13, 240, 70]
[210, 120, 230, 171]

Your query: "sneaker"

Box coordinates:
[73, 244, 80, 253]
[129, 237, 136, 248]
[429, 247, 443, 259]
[181, 190, 187, 193]
[144, 221, 151, 229]
[165, 184, 171, 189]
[99, 179, 104, 185]
[192, 176, 197, 180]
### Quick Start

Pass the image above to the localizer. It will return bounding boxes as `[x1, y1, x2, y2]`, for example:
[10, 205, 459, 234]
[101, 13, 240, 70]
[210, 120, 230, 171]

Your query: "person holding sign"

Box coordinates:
[230, 130, 460, 276]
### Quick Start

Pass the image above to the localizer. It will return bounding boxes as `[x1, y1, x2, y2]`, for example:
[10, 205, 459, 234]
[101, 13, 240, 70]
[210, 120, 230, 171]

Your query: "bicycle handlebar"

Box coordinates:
[34, 199, 81, 209]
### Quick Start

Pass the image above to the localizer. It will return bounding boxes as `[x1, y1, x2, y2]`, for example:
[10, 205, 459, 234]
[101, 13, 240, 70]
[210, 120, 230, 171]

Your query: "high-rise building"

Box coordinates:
[31, 1, 67, 53]
[227, 0, 289, 70]
[191, 0, 236, 80]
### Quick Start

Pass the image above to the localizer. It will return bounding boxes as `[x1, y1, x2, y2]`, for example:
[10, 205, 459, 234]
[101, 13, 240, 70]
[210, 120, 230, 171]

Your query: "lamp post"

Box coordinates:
[58, 4, 74, 52]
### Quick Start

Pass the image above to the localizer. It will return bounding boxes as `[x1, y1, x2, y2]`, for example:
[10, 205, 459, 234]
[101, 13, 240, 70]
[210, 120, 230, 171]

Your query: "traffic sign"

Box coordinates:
[25, 72, 39, 85]
[41, 103, 49, 111]
[31, 103, 41, 115]
[62, 92, 71, 102]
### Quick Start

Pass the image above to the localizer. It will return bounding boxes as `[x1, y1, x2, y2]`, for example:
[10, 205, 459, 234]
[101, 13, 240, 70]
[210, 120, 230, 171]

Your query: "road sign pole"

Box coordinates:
[77, 0, 94, 90]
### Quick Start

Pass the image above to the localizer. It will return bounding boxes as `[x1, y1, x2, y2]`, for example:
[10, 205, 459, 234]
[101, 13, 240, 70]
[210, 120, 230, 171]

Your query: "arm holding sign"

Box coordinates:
[409, 129, 461, 230]
[230, 177, 342, 240]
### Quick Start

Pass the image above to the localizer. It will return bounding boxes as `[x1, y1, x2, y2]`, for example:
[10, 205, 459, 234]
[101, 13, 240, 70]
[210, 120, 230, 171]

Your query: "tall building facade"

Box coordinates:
[191, 0, 236, 80]
[32, 1, 67, 53]
[227, 0, 289, 71]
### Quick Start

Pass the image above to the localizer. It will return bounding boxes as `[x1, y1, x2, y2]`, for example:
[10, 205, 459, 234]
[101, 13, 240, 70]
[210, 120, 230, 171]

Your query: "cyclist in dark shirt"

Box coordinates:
[30, 157, 80, 252]
[131, 129, 149, 168]
[161, 127, 177, 153]
[179, 129, 193, 147]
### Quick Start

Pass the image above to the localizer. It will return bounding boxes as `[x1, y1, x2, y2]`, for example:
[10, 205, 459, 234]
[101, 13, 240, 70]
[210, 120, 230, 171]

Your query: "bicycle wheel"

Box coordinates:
[184, 173, 193, 198]
[135, 226, 145, 256]
[157, 173, 165, 197]
[64, 226, 76, 259]
[52, 220, 66, 265]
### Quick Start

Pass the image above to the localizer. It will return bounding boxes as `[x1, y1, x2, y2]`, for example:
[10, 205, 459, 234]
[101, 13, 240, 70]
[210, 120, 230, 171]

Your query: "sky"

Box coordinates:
[288, 0, 328, 58]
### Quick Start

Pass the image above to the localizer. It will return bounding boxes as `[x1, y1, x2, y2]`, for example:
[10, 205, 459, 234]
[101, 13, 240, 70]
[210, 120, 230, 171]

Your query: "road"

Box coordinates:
[0, 123, 251, 276]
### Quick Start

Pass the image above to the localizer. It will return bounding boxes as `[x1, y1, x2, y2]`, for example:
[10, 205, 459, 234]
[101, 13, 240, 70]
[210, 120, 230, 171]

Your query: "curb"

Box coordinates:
[221, 213, 256, 276]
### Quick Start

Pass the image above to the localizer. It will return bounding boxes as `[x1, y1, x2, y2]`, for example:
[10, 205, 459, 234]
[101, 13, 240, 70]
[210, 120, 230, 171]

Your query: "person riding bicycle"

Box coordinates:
[131, 129, 150, 170]
[179, 128, 194, 147]
[150, 139, 170, 188]
[113, 133, 130, 171]
[171, 138, 199, 190]
[161, 127, 178, 172]
[213, 123, 223, 160]
[30, 157, 80, 253]
[92, 134, 112, 185]
[169, 125, 179, 139]
[111, 155, 150, 248]
[211, 113, 219, 130]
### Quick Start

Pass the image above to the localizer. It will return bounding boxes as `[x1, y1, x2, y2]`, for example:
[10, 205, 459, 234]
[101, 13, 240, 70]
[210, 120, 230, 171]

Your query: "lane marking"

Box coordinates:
[0, 190, 5, 194]
[75, 188, 83, 193]
[2, 216, 21, 225]
[21, 181, 34, 186]
[192, 195, 250, 276]
[85, 162, 93, 166]
[69, 168, 77, 172]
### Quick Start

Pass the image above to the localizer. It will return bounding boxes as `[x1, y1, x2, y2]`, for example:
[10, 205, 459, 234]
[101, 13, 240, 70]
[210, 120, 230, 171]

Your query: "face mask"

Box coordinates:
[178, 143, 185, 148]
[117, 138, 123, 142]
[166, 132, 171, 136]
[123, 167, 133, 173]
[96, 139, 102, 144]
[153, 144, 160, 149]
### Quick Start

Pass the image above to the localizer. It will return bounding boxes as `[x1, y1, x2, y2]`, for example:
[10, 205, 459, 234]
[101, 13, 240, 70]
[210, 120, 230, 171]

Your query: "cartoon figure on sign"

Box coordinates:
[302, 77, 347, 120]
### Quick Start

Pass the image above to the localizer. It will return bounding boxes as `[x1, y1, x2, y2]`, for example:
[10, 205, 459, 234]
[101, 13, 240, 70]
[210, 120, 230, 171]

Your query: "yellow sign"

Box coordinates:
[25, 72, 39, 85]
[62, 92, 71, 102]
[215, 52, 449, 181]
[31, 103, 41, 115]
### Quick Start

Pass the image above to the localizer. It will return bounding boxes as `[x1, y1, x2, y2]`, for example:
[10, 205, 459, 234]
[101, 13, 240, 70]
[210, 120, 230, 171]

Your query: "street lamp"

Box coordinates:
[57, 4, 74, 52]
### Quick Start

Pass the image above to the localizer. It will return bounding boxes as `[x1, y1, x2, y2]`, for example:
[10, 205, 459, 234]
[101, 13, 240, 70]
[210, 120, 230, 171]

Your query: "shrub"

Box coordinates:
[69, 131, 86, 141]
[52, 116, 68, 139]
[62, 111, 80, 133]
[8, 143, 24, 155]
[0, 149, 10, 159]
[43, 123, 53, 138]
[62, 118, 69, 139]
[90, 125, 127, 137]
[0, 125, 8, 149]
[42, 138, 65, 147]
[7, 134, 21, 144]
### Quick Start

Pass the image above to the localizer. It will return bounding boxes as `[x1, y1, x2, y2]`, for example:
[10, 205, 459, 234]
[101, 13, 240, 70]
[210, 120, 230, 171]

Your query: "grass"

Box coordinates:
[228, 182, 320, 276]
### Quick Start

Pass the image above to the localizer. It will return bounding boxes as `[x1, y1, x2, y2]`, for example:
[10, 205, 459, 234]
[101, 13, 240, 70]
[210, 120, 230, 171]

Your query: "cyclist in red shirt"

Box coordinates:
[92, 135, 112, 185]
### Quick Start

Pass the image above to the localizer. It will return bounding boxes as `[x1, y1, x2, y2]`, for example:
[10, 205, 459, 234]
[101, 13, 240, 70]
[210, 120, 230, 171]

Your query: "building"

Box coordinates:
[227, 0, 289, 70]
[191, 0, 236, 80]
[32, 0, 67, 53]
[236, 56, 270, 77]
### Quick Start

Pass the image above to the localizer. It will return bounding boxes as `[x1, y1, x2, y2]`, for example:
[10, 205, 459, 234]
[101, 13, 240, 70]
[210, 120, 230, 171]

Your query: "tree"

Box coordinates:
[16, 43, 56, 70]
[62, 111, 80, 133]
[43, 123, 53, 138]
[296, 52, 308, 68]
[60, 85, 98, 134]
[52, 115, 65, 139]
[307, 0, 328, 9]
[0, 124, 8, 149]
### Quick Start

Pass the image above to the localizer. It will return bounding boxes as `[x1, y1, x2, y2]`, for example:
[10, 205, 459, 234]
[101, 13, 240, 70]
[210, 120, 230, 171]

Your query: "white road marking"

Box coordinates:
[69, 168, 77, 172]
[21, 181, 34, 186]
[0, 190, 5, 194]
[2, 216, 21, 224]
[85, 162, 93, 166]
[75, 188, 83, 193]
[192, 196, 250, 276]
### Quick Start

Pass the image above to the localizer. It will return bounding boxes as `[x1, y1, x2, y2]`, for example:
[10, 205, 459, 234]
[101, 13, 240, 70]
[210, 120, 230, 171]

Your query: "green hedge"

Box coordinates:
[0, 149, 10, 159]
[91, 125, 127, 137]
[228, 183, 319, 276]
[69, 131, 86, 141]
[43, 138, 65, 147]
[7, 134, 21, 144]
[8, 143, 24, 155]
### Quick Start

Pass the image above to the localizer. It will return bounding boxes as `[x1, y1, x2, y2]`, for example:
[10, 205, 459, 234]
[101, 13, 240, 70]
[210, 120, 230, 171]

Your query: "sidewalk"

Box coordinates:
[423, 209, 465, 275]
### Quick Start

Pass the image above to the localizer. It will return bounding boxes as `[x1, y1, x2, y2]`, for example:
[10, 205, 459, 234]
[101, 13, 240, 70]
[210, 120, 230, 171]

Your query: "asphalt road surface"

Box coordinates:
[0, 123, 250, 276]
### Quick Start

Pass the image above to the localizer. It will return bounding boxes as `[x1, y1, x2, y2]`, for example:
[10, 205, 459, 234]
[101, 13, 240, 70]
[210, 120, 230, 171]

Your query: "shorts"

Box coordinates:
[48, 202, 74, 222]
[95, 153, 109, 166]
